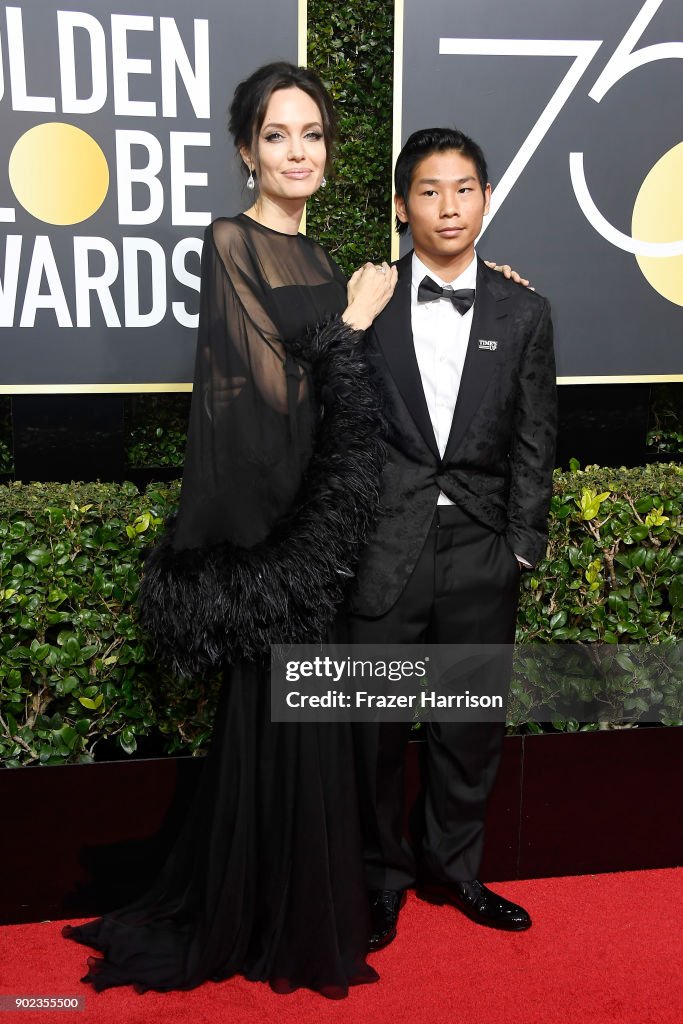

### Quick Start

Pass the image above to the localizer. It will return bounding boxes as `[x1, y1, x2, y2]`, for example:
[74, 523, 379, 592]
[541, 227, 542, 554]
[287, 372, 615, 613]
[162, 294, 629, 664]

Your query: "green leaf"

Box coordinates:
[119, 727, 137, 755]
[629, 548, 647, 568]
[629, 525, 650, 542]
[64, 637, 81, 659]
[55, 725, 79, 750]
[567, 547, 583, 569]
[26, 547, 52, 568]
[576, 488, 611, 521]
[551, 627, 575, 640]
[78, 694, 104, 710]
[29, 642, 51, 662]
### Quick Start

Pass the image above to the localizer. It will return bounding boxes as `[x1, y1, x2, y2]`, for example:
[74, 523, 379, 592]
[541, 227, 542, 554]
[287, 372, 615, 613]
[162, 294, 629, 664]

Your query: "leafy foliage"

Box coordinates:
[647, 429, 683, 456]
[509, 463, 683, 732]
[647, 383, 683, 455]
[307, 0, 394, 272]
[517, 464, 682, 645]
[0, 398, 13, 474]
[0, 465, 680, 765]
[126, 425, 187, 469]
[0, 480, 219, 768]
[124, 395, 190, 469]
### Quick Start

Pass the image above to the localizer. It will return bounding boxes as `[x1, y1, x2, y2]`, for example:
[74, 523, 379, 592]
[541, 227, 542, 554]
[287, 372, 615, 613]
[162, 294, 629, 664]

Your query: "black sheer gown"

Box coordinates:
[62, 215, 385, 998]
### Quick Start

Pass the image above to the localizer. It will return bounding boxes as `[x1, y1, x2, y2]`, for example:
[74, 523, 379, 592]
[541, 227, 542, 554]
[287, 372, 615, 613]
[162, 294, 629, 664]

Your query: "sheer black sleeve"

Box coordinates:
[170, 219, 317, 551]
[138, 217, 385, 677]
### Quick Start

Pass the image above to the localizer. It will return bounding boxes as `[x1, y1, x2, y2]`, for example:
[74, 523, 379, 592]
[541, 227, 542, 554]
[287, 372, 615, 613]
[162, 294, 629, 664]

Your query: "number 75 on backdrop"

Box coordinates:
[392, 0, 683, 381]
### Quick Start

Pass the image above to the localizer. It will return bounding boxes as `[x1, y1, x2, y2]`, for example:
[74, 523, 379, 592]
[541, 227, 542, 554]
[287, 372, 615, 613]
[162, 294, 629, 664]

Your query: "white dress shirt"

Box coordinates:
[410, 253, 530, 567]
[410, 252, 477, 506]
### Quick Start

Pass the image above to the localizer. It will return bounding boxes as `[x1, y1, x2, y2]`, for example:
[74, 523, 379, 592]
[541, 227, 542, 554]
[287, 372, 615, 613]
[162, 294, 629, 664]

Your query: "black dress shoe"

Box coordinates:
[368, 889, 406, 951]
[417, 879, 531, 931]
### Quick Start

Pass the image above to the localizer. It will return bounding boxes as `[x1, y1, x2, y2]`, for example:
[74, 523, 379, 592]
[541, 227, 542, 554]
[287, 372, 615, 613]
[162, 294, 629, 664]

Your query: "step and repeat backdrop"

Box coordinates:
[0, 1, 680, 391]
[0, 0, 302, 392]
[394, 0, 683, 380]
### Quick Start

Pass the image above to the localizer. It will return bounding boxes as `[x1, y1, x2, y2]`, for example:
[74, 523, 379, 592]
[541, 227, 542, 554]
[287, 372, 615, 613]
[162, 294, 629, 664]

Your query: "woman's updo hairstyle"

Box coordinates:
[228, 62, 337, 179]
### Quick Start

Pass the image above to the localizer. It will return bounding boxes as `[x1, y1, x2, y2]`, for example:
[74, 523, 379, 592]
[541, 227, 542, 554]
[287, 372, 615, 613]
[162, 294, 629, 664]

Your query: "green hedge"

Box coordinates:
[508, 463, 683, 731]
[0, 464, 681, 766]
[0, 481, 220, 767]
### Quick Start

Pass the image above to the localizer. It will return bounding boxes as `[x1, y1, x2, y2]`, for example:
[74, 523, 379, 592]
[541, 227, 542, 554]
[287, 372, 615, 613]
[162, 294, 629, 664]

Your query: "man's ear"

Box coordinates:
[395, 194, 409, 227]
[483, 183, 492, 216]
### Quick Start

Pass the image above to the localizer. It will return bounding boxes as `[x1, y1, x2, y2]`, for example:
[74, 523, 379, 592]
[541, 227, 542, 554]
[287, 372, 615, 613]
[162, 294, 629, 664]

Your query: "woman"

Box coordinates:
[63, 62, 397, 999]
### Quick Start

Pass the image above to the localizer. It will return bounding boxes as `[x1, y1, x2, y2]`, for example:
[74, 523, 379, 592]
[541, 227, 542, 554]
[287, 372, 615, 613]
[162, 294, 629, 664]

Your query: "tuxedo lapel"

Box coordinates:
[372, 252, 440, 459]
[443, 258, 511, 460]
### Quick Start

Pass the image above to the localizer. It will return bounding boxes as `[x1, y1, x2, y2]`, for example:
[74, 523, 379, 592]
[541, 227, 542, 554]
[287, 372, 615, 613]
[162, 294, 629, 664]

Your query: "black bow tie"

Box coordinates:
[417, 275, 475, 315]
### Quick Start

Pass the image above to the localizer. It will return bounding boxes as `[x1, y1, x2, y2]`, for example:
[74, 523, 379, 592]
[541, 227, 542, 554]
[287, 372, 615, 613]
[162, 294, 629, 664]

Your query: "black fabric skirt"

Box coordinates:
[62, 659, 377, 998]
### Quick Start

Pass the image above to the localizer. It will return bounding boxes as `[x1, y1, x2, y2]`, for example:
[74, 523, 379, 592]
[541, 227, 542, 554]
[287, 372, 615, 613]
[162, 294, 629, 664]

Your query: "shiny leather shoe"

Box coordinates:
[417, 879, 531, 931]
[368, 889, 406, 951]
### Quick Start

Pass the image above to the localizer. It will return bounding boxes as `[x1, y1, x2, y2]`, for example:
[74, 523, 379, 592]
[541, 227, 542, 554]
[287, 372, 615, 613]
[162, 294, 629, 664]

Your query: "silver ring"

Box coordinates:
[378, 265, 387, 274]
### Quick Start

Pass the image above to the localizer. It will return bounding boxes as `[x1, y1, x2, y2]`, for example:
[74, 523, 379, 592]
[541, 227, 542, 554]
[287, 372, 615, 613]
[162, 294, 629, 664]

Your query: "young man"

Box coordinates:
[348, 128, 557, 948]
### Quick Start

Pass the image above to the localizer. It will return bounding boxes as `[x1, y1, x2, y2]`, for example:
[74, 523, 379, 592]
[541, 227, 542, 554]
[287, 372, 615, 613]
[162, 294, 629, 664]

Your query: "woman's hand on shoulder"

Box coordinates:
[342, 262, 398, 331]
[484, 260, 534, 290]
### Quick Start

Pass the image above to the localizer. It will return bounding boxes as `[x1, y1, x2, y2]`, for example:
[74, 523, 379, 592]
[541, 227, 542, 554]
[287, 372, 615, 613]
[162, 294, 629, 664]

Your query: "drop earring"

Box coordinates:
[321, 175, 327, 188]
[247, 168, 255, 190]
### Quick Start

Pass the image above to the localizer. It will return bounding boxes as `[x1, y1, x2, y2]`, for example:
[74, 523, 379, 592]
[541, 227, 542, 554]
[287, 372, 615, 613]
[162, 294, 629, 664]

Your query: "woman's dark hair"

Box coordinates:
[394, 127, 489, 235]
[228, 62, 337, 179]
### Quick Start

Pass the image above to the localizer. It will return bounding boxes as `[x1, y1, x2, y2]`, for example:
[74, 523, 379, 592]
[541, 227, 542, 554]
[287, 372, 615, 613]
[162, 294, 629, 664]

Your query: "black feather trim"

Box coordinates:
[138, 316, 385, 678]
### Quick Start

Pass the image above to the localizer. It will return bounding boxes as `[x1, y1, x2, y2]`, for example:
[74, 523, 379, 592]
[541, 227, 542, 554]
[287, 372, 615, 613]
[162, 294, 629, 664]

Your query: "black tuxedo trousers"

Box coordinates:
[349, 504, 521, 889]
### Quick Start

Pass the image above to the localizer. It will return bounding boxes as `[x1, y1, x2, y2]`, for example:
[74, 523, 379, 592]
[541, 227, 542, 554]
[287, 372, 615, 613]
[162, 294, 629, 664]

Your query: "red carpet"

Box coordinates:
[1, 869, 681, 1024]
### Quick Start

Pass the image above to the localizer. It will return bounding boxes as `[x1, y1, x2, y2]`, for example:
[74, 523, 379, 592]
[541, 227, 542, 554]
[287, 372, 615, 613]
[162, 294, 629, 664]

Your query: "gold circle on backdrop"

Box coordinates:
[632, 142, 683, 308]
[9, 122, 109, 226]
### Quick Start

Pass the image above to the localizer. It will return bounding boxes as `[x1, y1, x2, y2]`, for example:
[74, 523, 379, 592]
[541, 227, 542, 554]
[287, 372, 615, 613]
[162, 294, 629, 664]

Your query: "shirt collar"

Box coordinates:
[411, 251, 478, 295]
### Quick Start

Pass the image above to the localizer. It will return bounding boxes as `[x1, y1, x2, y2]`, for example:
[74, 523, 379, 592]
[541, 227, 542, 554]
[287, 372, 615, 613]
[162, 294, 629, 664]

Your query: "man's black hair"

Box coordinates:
[394, 127, 489, 235]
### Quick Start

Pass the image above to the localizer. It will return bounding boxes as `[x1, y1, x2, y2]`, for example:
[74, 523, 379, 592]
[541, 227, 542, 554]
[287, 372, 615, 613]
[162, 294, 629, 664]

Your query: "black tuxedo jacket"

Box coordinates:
[350, 251, 557, 618]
